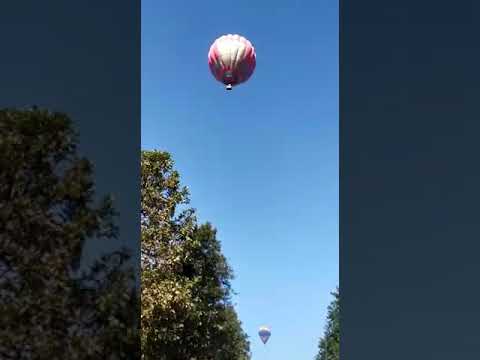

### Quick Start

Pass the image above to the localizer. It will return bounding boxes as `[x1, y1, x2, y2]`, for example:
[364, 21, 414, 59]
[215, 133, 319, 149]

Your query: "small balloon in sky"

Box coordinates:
[208, 34, 256, 91]
[258, 325, 271, 344]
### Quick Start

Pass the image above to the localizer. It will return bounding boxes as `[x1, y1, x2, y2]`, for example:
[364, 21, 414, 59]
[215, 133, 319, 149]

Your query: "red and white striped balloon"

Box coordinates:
[208, 34, 256, 90]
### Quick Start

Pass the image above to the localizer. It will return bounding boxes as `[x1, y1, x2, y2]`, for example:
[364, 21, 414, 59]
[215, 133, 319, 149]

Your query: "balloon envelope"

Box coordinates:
[258, 326, 271, 344]
[208, 34, 256, 90]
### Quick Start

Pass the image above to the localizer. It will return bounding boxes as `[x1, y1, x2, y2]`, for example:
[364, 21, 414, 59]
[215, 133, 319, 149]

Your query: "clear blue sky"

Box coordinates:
[141, 1, 338, 359]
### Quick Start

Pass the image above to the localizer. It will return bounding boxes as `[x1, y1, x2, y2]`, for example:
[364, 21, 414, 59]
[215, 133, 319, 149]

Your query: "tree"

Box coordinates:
[0, 107, 139, 359]
[188, 223, 250, 360]
[141, 150, 250, 360]
[315, 287, 339, 360]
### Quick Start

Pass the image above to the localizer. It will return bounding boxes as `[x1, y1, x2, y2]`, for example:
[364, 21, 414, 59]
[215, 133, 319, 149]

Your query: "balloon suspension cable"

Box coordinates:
[226, 84, 233, 90]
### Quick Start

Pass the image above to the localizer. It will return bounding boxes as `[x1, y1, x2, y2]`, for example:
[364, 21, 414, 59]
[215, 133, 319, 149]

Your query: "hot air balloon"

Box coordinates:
[258, 326, 271, 344]
[208, 34, 256, 91]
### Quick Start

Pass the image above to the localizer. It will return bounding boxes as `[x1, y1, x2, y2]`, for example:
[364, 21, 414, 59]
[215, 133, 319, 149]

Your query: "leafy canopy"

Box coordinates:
[141, 150, 250, 360]
[0, 107, 139, 359]
[315, 287, 339, 360]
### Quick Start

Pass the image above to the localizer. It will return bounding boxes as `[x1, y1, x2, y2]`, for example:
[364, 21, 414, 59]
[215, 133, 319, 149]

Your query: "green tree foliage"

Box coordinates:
[315, 287, 339, 360]
[0, 108, 139, 359]
[141, 150, 250, 360]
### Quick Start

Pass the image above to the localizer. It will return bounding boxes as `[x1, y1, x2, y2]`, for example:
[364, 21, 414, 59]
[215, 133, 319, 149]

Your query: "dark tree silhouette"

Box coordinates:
[0, 107, 139, 359]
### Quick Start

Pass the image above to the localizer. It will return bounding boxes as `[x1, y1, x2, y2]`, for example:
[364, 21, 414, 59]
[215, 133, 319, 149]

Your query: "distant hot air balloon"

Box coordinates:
[258, 326, 271, 344]
[208, 34, 256, 91]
